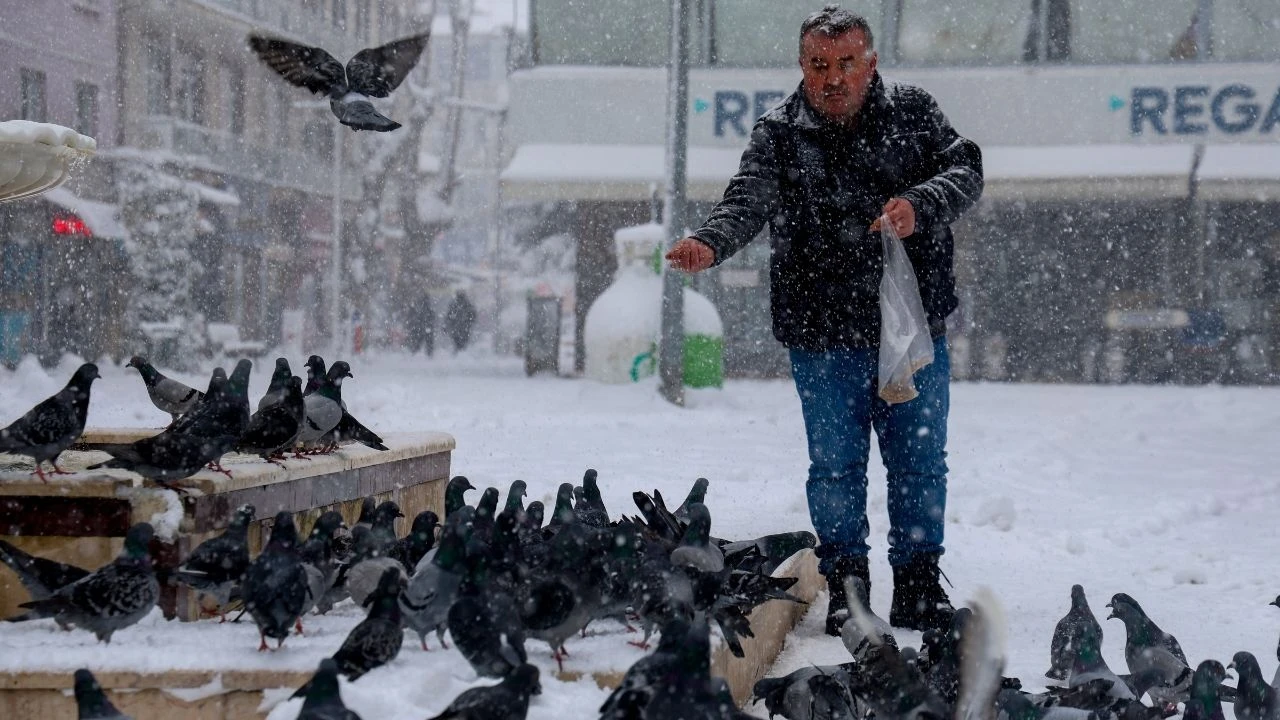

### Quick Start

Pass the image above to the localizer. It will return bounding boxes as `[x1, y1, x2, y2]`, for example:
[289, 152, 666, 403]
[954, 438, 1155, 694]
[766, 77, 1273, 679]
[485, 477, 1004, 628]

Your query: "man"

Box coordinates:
[666, 5, 983, 634]
[444, 289, 477, 352]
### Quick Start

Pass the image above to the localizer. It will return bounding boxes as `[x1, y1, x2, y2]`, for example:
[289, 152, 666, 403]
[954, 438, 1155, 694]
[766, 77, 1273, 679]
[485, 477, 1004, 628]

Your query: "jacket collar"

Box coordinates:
[786, 71, 889, 131]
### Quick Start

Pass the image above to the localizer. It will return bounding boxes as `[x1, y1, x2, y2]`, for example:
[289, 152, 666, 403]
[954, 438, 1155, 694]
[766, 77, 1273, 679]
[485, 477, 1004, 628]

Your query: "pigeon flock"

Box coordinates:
[0, 355, 387, 489]
[2, 456, 819, 719]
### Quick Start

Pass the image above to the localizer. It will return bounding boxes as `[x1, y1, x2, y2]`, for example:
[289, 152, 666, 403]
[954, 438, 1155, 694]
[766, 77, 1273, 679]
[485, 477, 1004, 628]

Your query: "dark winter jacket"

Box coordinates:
[692, 73, 983, 350]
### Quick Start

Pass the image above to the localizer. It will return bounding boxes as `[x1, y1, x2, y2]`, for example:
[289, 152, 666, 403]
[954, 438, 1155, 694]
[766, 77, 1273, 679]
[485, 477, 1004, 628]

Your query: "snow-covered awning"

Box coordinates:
[502, 142, 1201, 204]
[1195, 144, 1280, 202]
[500, 143, 744, 202]
[981, 144, 1196, 202]
[42, 187, 129, 239]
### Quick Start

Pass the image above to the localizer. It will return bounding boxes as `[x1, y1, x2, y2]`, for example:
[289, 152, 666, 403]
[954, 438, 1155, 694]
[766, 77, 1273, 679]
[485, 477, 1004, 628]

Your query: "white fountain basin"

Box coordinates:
[0, 120, 96, 203]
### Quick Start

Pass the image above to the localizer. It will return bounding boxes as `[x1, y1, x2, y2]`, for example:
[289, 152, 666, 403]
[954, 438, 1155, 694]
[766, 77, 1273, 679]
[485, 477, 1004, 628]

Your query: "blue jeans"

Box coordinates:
[790, 337, 950, 573]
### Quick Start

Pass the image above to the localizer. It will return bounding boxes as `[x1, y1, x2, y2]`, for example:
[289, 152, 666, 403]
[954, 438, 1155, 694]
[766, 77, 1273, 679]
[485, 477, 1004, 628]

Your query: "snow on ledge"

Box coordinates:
[0, 120, 96, 153]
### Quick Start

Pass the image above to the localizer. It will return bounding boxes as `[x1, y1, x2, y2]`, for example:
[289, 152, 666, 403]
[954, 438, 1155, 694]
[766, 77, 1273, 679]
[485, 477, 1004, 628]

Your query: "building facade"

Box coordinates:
[502, 0, 1280, 383]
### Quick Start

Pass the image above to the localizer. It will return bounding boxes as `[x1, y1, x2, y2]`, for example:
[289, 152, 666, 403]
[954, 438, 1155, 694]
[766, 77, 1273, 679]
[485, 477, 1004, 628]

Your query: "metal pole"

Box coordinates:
[330, 119, 343, 356]
[659, 0, 690, 406]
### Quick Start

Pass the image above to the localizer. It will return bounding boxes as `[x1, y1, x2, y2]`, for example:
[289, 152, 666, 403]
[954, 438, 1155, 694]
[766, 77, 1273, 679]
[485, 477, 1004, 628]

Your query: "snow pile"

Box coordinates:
[0, 120, 97, 152]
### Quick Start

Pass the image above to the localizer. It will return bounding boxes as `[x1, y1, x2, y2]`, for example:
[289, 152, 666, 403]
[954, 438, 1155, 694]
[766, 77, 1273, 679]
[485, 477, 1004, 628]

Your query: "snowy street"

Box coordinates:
[2, 351, 1279, 717]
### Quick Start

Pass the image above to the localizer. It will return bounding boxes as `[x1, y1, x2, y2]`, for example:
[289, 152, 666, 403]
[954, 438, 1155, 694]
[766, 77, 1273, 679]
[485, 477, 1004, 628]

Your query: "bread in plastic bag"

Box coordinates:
[877, 218, 935, 404]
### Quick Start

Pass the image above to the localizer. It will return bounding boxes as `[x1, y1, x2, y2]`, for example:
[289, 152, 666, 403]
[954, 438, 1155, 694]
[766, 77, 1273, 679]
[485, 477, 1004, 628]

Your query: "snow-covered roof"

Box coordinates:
[0, 120, 96, 152]
[43, 187, 129, 240]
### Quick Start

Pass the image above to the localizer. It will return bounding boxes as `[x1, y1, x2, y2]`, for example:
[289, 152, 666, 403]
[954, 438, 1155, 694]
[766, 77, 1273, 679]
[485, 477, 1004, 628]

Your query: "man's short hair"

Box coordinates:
[799, 4, 875, 56]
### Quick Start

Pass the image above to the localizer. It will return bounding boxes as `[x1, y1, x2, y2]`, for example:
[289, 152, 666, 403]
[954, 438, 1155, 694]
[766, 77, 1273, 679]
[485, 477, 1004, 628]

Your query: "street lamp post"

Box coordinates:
[659, 0, 691, 406]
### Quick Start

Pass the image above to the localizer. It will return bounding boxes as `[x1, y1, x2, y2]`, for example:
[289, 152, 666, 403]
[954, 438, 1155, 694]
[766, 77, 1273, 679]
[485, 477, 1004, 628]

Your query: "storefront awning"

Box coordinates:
[500, 143, 743, 202]
[43, 187, 130, 239]
[981, 145, 1196, 202]
[1194, 144, 1280, 202]
[502, 142, 1203, 205]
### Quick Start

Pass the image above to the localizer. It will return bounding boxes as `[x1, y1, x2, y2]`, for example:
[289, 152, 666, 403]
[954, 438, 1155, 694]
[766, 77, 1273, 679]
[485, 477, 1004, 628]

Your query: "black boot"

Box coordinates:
[889, 553, 955, 631]
[823, 556, 870, 636]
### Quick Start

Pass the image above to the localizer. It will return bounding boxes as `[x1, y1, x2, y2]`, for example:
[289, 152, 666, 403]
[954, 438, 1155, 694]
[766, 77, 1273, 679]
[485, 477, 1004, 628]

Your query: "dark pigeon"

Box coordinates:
[297, 361, 350, 451]
[427, 663, 540, 720]
[257, 357, 294, 412]
[1183, 660, 1228, 720]
[1228, 651, 1279, 720]
[88, 428, 238, 487]
[249, 33, 429, 133]
[675, 477, 710, 519]
[292, 567, 405, 700]
[297, 658, 363, 720]
[302, 510, 349, 616]
[390, 510, 438, 571]
[669, 503, 724, 573]
[448, 591, 527, 679]
[241, 511, 310, 650]
[173, 503, 256, 617]
[236, 376, 305, 462]
[1106, 593, 1190, 704]
[127, 355, 202, 424]
[0, 537, 91, 607]
[445, 475, 476, 519]
[73, 668, 133, 720]
[578, 468, 610, 527]
[401, 512, 469, 650]
[751, 664, 861, 720]
[303, 355, 327, 396]
[0, 362, 99, 482]
[331, 410, 388, 452]
[8, 523, 158, 643]
[1047, 584, 1103, 681]
[503, 479, 527, 515]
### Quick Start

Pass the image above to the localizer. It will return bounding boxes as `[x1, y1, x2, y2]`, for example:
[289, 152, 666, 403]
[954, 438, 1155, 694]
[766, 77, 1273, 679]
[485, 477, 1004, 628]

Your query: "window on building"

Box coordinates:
[1205, 0, 1280, 61]
[1068, 0, 1201, 63]
[74, 82, 99, 137]
[146, 37, 171, 115]
[712, 1, 880, 67]
[897, 0, 1034, 65]
[19, 69, 47, 122]
[222, 64, 246, 135]
[176, 48, 205, 124]
[332, 0, 347, 29]
[535, 0, 670, 65]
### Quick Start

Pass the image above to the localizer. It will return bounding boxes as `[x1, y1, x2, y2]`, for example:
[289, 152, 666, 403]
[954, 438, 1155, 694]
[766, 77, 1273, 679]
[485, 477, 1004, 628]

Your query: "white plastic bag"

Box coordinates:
[877, 218, 934, 404]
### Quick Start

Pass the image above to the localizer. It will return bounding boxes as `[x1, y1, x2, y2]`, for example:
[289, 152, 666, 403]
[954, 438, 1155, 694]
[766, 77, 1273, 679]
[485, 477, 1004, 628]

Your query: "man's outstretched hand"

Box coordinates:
[666, 237, 715, 273]
[869, 197, 917, 238]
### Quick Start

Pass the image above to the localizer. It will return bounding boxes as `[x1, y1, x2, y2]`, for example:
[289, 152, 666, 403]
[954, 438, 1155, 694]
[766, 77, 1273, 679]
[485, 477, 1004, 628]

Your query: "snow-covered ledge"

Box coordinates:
[0, 120, 96, 203]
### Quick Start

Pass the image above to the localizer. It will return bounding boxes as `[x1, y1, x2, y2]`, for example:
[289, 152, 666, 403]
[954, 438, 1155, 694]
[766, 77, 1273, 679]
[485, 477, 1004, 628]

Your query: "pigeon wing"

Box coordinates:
[0, 393, 78, 451]
[345, 32, 429, 97]
[248, 36, 347, 96]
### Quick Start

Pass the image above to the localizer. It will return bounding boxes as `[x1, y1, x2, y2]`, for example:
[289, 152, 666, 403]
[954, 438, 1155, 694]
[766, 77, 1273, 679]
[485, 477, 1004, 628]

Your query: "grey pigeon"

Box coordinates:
[840, 575, 896, 658]
[292, 567, 405, 701]
[1047, 585, 1103, 681]
[297, 658, 363, 720]
[173, 503, 255, 618]
[1065, 621, 1135, 702]
[297, 361, 350, 450]
[1229, 651, 1280, 720]
[241, 511, 310, 650]
[1183, 660, 1228, 720]
[257, 357, 294, 412]
[249, 32, 429, 133]
[127, 356, 202, 424]
[1106, 593, 1190, 704]
[0, 362, 99, 482]
[8, 523, 158, 643]
[236, 376, 305, 462]
[88, 427, 238, 487]
[401, 512, 468, 650]
[73, 668, 132, 720]
[302, 510, 348, 615]
[751, 664, 861, 720]
[427, 663, 540, 720]
[445, 475, 476, 519]
[0, 537, 90, 608]
[675, 477, 710, 519]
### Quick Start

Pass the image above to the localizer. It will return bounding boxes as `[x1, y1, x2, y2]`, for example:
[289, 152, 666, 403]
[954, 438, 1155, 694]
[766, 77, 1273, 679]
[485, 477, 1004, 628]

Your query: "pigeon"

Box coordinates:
[1183, 660, 1228, 720]
[8, 523, 158, 643]
[390, 510, 439, 571]
[297, 658, 363, 720]
[675, 477, 710, 519]
[504, 479, 527, 516]
[0, 362, 100, 481]
[601, 620, 698, 718]
[172, 503, 256, 618]
[303, 355, 327, 396]
[257, 357, 294, 412]
[1047, 584, 1103, 681]
[73, 668, 133, 720]
[751, 664, 861, 720]
[669, 503, 724, 573]
[0, 537, 91, 611]
[1064, 620, 1135, 702]
[297, 361, 351, 451]
[235, 376, 305, 462]
[577, 468, 610, 527]
[292, 567, 405, 701]
[241, 511, 310, 650]
[302, 510, 349, 616]
[840, 575, 896, 657]
[170, 359, 253, 443]
[87, 427, 239, 487]
[427, 662, 541, 720]
[249, 32, 429, 132]
[1106, 593, 1188, 666]
[1228, 651, 1279, 720]
[448, 591, 528, 679]
[126, 356, 202, 424]
[445, 475, 476, 519]
[1106, 593, 1190, 704]
[401, 512, 469, 651]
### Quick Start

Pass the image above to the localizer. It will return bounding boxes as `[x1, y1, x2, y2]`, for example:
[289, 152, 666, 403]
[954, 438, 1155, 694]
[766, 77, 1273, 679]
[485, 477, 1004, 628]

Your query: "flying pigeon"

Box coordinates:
[0, 362, 100, 482]
[249, 32, 430, 132]
[126, 356, 203, 424]
[8, 523, 159, 643]
[73, 668, 133, 720]
[172, 503, 256, 618]
[297, 658, 363, 720]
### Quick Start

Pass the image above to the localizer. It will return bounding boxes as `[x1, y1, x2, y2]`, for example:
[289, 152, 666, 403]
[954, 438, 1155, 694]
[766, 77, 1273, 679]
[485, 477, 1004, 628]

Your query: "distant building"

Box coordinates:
[502, 0, 1280, 384]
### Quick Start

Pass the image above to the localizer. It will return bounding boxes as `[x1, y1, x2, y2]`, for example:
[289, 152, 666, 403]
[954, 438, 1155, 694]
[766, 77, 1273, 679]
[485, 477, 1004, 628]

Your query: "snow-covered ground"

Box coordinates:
[2, 349, 1279, 718]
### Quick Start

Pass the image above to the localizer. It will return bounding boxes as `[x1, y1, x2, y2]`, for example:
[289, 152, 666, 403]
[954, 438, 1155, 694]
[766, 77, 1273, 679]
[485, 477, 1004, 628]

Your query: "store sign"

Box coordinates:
[1130, 84, 1280, 136]
[705, 90, 788, 138]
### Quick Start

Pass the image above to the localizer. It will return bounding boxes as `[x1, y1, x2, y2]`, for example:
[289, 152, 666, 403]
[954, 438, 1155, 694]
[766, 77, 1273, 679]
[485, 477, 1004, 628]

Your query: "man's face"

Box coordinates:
[799, 29, 878, 123]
